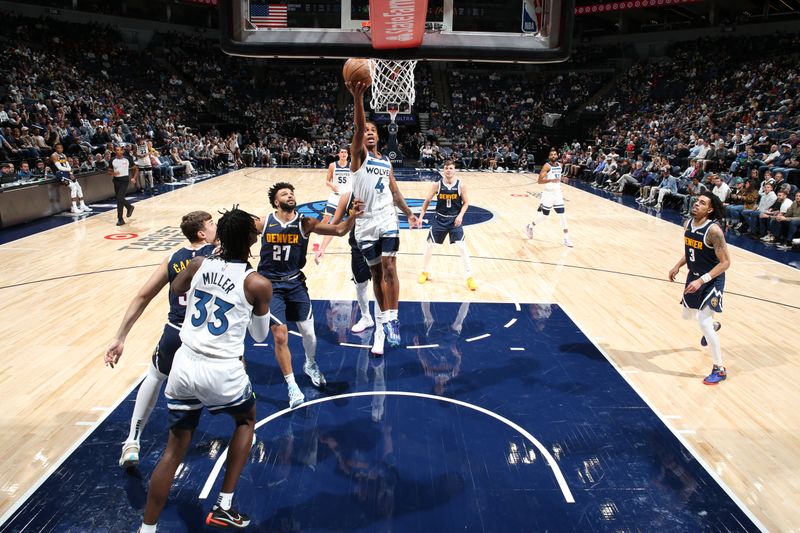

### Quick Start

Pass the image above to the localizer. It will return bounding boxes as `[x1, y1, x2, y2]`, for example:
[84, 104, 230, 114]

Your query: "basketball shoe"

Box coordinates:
[371, 320, 385, 356]
[524, 223, 534, 240]
[351, 315, 374, 333]
[700, 321, 721, 346]
[304, 360, 326, 388]
[563, 236, 574, 248]
[205, 505, 250, 529]
[466, 277, 478, 291]
[288, 383, 305, 408]
[119, 441, 140, 469]
[418, 271, 430, 284]
[703, 365, 727, 385]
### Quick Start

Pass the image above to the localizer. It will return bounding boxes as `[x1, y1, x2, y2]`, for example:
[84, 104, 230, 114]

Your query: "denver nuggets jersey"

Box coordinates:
[352, 152, 394, 217]
[180, 257, 254, 359]
[684, 220, 722, 278]
[167, 244, 216, 325]
[257, 213, 308, 281]
[435, 179, 462, 218]
[544, 162, 562, 192]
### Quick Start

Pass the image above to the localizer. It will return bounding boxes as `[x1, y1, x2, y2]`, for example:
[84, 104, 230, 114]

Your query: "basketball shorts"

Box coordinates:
[349, 231, 372, 283]
[269, 277, 312, 325]
[152, 323, 182, 375]
[540, 189, 565, 212]
[324, 192, 341, 216]
[428, 215, 464, 244]
[165, 345, 255, 430]
[355, 211, 400, 266]
[681, 272, 724, 312]
[135, 158, 152, 171]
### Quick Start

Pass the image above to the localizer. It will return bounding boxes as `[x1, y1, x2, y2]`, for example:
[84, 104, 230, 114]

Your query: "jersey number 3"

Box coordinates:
[191, 289, 234, 336]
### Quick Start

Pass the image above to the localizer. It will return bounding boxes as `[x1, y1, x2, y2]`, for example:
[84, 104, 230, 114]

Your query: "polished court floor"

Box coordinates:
[0, 168, 798, 532]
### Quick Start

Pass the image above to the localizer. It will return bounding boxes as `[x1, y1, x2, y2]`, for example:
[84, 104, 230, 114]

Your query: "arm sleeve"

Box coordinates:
[248, 312, 271, 343]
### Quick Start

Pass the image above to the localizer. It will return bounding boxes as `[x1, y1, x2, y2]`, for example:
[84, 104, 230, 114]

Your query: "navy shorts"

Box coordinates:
[152, 323, 182, 375]
[427, 215, 464, 245]
[349, 231, 372, 283]
[681, 272, 724, 312]
[270, 277, 312, 325]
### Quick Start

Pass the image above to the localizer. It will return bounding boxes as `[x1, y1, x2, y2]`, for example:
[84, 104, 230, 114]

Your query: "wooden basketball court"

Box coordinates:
[0, 168, 797, 531]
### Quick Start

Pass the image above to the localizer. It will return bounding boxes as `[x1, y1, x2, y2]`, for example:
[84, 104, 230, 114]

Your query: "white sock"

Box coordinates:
[421, 241, 434, 272]
[385, 309, 398, 322]
[531, 212, 546, 226]
[296, 318, 317, 364]
[79, 200, 87, 208]
[71, 200, 77, 210]
[455, 240, 473, 276]
[355, 281, 371, 319]
[284, 373, 297, 387]
[217, 491, 233, 511]
[126, 365, 166, 444]
[558, 213, 569, 231]
[139, 523, 157, 533]
[699, 308, 723, 366]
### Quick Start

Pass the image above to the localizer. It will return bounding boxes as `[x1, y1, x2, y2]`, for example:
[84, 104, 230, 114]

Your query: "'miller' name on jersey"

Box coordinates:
[264, 233, 300, 245]
[202, 272, 235, 294]
[366, 166, 391, 177]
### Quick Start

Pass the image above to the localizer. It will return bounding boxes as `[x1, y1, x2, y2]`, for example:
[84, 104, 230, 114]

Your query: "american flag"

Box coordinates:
[250, 2, 288, 28]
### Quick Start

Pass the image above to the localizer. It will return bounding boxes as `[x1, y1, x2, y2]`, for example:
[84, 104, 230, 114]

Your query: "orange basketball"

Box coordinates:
[343, 58, 372, 87]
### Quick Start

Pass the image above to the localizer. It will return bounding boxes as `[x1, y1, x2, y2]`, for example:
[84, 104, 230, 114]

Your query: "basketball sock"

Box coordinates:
[139, 523, 157, 532]
[532, 212, 546, 226]
[296, 318, 317, 364]
[698, 308, 723, 366]
[355, 281, 371, 318]
[455, 240, 473, 276]
[284, 373, 297, 387]
[385, 309, 398, 322]
[217, 491, 234, 511]
[71, 200, 77, 210]
[421, 241, 434, 272]
[558, 213, 569, 232]
[127, 365, 166, 444]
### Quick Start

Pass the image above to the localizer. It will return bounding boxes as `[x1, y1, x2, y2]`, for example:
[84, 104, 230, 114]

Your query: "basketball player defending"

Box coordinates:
[315, 190, 375, 333]
[526, 148, 573, 247]
[346, 80, 419, 353]
[669, 191, 731, 384]
[256, 182, 362, 407]
[140, 208, 272, 531]
[416, 160, 477, 291]
[105, 211, 217, 469]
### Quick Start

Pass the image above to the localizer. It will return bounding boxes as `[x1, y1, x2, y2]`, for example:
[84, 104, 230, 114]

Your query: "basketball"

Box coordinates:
[342, 58, 372, 87]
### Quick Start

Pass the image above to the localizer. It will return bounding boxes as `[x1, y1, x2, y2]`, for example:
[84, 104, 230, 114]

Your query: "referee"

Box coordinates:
[110, 146, 137, 226]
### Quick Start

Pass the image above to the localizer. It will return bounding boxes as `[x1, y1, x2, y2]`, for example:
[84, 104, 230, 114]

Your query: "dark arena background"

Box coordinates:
[0, 1, 798, 532]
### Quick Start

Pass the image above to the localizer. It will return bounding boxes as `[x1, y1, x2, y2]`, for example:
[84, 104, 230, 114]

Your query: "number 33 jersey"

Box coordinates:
[180, 257, 255, 359]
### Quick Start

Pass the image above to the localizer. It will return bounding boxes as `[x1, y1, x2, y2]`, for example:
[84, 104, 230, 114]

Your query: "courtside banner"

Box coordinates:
[369, 0, 429, 50]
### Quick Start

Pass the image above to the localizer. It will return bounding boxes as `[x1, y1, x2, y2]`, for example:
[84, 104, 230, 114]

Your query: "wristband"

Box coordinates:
[700, 273, 712, 283]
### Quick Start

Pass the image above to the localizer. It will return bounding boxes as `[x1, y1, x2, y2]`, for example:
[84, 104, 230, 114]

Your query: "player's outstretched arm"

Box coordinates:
[388, 169, 419, 228]
[305, 199, 364, 237]
[346, 81, 369, 171]
[172, 256, 205, 294]
[104, 256, 170, 368]
[245, 273, 273, 343]
[315, 192, 351, 264]
[416, 182, 439, 228]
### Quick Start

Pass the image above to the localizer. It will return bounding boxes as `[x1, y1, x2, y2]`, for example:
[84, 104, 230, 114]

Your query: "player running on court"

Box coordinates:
[526, 148, 573, 247]
[416, 159, 477, 291]
[105, 211, 217, 469]
[346, 80, 419, 353]
[669, 191, 731, 385]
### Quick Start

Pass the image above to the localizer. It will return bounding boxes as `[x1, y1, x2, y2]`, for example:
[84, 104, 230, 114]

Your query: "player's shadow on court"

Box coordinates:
[598, 343, 700, 379]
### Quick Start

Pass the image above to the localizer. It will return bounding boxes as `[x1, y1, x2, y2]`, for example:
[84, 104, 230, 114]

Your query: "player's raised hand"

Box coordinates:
[345, 81, 368, 99]
[105, 339, 124, 368]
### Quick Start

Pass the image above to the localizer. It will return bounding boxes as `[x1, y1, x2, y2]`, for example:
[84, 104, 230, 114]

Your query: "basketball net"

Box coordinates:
[368, 59, 417, 124]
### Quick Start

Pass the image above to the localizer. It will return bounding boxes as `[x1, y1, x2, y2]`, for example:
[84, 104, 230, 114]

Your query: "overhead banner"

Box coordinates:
[575, 0, 704, 15]
[369, 0, 429, 49]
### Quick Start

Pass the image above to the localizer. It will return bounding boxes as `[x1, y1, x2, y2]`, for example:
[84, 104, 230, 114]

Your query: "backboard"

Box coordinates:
[220, 0, 574, 63]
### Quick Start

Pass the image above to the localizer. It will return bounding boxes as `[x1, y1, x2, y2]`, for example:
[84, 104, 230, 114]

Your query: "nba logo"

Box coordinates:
[521, 0, 542, 33]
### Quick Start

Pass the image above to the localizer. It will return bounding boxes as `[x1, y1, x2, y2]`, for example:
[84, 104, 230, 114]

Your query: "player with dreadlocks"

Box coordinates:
[669, 191, 732, 385]
[140, 207, 273, 531]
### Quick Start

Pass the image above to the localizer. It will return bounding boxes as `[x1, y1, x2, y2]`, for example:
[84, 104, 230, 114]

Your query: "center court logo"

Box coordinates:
[297, 199, 493, 230]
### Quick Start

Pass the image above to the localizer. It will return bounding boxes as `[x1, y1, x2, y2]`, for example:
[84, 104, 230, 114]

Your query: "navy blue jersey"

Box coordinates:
[684, 220, 722, 278]
[258, 212, 309, 281]
[435, 179, 462, 218]
[167, 243, 216, 325]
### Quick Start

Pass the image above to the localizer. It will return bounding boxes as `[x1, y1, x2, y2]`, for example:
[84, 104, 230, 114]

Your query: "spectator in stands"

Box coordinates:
[0, 162, 15, 185]
[16, 161, 33, 181]
[758, 190, 793, 241]
[170, 146, 196, 177]
[726, 179, 757, 228]
[32, 160, 50, 180]
[771, 191, 800, 250]
[711, 174, 730, 204]
[51, 143, 91, 214]
[643, 168, 679, 209]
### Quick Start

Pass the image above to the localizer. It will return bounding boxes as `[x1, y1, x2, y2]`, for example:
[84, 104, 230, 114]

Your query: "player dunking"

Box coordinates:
[416, 160, 477, 291]
[104, 211, 217, 469]
[315, 190, 375, 334]
[256, 182, 362, 407]
[526, 148, 573, 247]
[669, 191, 731, 385]
[346, 80, 419, 353]
[140, 208, 272, 531]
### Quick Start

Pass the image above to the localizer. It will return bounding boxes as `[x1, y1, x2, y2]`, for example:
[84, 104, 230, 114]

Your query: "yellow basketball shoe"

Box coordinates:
[466, 277, 478, 291]
[418, 271, 430, 284]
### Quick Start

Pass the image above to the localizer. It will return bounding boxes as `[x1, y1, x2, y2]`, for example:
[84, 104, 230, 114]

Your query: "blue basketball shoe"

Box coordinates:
[703, 365, 727, 385]
[384, 319, 401, 347]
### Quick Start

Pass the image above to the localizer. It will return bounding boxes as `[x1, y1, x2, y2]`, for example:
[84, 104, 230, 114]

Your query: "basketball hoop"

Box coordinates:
[368, 59, 417, 123]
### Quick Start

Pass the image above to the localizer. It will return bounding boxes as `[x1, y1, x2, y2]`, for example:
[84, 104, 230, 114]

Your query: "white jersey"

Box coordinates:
[327, 162, 352, 206]
[544, 162, 562, 192]
[111, 156, 130, 177]
[180, 257, 255, 359]
[352, 151, 394, 219]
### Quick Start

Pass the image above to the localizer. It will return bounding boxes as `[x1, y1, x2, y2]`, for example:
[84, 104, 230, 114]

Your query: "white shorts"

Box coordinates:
[165, 344, 252, 414]
[354, 209, 399, 244]
[540, 189, 565, 210]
